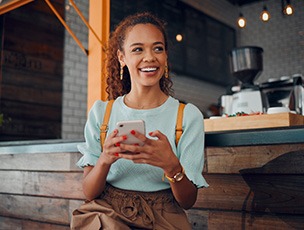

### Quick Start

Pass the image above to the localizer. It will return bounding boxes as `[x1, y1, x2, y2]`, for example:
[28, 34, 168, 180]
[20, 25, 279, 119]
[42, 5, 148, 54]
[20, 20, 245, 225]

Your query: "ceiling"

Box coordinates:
[226, 0, 263, 6]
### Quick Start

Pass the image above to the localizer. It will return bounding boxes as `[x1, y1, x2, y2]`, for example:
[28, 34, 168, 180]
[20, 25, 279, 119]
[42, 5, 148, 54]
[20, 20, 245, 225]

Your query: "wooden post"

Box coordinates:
[87, 0, 110, 112]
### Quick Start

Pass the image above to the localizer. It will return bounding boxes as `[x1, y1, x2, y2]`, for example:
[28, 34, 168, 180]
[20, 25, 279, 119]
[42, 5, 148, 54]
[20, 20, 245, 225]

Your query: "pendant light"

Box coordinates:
[176, 34, 183, 42]
[260, 5, 270, 22]
[237, 13, 246, 28]
[236, 1, 295, 27]
[284, 0, 294, 15]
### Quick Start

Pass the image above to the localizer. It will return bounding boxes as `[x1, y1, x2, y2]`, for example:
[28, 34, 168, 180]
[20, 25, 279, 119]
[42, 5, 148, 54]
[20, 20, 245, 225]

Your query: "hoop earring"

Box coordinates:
[165, 65, 169, 79]
[120, 65, 124, 80]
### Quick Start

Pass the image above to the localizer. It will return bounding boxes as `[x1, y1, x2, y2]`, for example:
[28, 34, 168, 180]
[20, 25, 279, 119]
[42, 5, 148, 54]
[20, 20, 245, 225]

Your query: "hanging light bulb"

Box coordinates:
[284, 0, 294, 15]
[260, 5, 271, 22]
[176, 34, 183, 42]
[237, 13, 246, 28]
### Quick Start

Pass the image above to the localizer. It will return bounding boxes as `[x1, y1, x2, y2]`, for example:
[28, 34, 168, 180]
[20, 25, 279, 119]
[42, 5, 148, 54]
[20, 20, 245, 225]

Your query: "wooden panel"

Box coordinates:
[0, 194, 83, 225]
[0, 171, 24, 193]
[185, 209, 208, 230]
[0, 216, 69, 230]
[195, 174, 251, 211]
[0, 0, 34, 15]
[0, 0, 64, 141]
[1, 119, 61, 140]
[0, 152, 82, 171]
[0, 171, 84, 199]
[2, 50, 63, 76]
[204, 113, 304, 132]
[208, 210, 304, 230]
[5, 13, 64, 47]
[1, 100, 61, 121]
[195, 173, 304, 215]
[206, 144, 304, 174]
[187, 209, 304, 230]
[2, 85, 62, 106]
[1, 144, 303, 229]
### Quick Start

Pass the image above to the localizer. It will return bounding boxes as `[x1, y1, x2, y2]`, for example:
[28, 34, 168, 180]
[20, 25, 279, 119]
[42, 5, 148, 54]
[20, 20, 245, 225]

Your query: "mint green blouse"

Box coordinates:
[77, 96, 208, 192]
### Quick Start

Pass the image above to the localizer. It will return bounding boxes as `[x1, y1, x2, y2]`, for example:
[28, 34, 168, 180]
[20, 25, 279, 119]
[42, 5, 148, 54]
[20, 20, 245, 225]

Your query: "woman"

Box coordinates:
[71, 12, 208, 230]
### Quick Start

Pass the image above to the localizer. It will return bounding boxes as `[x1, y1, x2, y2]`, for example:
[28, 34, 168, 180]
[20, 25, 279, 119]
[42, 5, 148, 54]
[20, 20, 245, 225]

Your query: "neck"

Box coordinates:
[124, 92, 168, 109]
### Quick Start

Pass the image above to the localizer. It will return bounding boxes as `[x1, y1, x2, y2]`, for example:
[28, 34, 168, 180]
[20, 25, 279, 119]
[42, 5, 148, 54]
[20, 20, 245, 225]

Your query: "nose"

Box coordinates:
[143, 50, 156, 62]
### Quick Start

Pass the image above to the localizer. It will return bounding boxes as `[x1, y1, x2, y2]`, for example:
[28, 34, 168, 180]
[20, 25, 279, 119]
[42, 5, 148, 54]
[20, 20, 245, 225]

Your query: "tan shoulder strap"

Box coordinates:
[175, 103, 185, 146]
[100, 100, 115, 147]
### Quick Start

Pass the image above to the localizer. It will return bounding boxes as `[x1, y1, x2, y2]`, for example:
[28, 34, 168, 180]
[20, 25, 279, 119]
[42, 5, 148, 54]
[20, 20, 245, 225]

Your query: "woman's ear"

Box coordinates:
[117, 49, 125, 66]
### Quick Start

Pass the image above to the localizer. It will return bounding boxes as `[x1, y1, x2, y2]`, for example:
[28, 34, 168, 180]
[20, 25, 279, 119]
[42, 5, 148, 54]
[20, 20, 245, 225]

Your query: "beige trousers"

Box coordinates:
[70, 184, 191, 230]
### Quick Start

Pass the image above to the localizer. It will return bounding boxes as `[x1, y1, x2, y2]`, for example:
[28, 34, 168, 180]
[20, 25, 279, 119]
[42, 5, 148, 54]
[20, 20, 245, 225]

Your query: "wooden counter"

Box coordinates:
[187, 126, 304, 229]
[0, 130, 304, 229]
[187, 143, 304, 229]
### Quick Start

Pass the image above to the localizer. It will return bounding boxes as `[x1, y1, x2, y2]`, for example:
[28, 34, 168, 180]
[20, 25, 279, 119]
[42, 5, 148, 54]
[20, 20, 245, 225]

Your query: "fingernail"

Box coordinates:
[116, 142, 120, 147]
[130, 130, 136, 135]
[114, 153, 119, 156]
[114, 129, 118, 134]
[134, 143, 139, 146]
[149, 132, 153, 136]
[123, 135, 128, 140]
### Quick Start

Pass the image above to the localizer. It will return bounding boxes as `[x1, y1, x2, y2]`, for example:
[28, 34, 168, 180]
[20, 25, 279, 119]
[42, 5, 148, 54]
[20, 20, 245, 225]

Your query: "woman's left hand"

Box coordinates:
[118, 130, 180, 172]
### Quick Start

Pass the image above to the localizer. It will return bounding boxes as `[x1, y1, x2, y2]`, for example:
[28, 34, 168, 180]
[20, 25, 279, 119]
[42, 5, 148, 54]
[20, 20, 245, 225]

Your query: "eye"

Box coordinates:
[131, 47, 142, 52]
[154, 46, 164, 53]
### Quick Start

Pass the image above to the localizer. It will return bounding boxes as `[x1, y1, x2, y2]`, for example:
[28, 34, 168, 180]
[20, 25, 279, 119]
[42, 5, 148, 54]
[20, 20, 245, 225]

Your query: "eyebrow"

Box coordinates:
[129, 41, 164, 47]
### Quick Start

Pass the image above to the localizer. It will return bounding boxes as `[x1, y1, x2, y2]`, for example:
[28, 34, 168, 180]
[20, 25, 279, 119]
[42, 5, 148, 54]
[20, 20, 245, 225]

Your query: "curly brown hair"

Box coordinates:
[105, 12, 174, 100]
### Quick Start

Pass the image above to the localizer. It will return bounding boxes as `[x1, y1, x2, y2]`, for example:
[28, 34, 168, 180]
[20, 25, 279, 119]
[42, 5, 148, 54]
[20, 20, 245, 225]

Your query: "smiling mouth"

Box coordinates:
[140, 67, 158, 72]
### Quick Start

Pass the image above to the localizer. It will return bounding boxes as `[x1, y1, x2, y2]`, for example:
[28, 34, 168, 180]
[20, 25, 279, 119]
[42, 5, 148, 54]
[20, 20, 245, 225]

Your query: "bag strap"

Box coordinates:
[99, 100, 185, 147]
[175, 103, 185, 146]
[100, 100, 114, 147]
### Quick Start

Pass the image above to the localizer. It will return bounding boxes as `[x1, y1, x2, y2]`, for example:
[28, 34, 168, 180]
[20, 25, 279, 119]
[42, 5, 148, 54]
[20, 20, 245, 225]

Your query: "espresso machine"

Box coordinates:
[259, 74, 304, 115]
[221, 46, 268, 115]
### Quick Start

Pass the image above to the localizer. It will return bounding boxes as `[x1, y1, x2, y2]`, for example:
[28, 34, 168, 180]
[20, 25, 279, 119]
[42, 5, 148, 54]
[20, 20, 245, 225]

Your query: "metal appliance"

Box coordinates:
[221, 46, 268, 115]
[259, 74, 304, 115]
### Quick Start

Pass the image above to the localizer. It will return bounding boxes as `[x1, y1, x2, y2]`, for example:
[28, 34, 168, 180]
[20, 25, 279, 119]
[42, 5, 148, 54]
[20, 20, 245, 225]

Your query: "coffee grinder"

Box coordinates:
[224, 46, 268, 115]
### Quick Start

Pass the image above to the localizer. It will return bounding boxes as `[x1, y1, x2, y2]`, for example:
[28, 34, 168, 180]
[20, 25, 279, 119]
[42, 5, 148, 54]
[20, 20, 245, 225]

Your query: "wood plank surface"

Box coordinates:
[195, 174, 252, 211]
[0, 171, 84, 199]
[0, 152, 82, 171]
[0, 216, 69, 230]
[1, 145, 303, 228]
[195, 174, 304, 215]
[1, 100, 62, 121]
[0, 194, 83, 225]
[204, 113, 304, 132]
[0, 0, 64, 141]
[206, 144, 304, 174]
[1, 85, 62, 105]
[185, 209, 208, 230]
[208, 210, 304, 230]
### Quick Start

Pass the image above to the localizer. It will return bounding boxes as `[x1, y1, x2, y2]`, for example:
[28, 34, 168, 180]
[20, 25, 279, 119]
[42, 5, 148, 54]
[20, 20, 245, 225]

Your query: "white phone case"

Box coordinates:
[116, 120, 145, 146]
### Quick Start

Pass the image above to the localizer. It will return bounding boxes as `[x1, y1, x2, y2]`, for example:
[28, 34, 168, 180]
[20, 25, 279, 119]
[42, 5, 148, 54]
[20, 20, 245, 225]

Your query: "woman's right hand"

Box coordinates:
[97, 129, 125, 166]
[83, 129, 127, 200]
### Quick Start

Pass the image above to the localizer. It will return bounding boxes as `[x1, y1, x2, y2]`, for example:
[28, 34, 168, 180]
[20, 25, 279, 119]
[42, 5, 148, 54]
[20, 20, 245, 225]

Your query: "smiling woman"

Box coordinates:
[70, 12, 208, 230]
[117, 23, 169, 108]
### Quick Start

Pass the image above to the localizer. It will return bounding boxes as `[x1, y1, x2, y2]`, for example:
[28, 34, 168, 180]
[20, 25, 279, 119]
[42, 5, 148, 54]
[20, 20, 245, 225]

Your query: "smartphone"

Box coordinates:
[116, 120, 145, 146]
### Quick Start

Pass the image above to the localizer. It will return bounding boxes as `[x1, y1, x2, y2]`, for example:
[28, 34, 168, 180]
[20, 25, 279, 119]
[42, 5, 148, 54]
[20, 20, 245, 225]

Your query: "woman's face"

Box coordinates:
[118, 23, 167, 90]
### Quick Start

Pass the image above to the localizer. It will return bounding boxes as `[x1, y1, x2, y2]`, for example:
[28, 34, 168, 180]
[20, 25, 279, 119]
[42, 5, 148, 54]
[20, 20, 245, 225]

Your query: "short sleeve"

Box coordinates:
[76, 100, 107, 168]
[178, 103, 209, 188]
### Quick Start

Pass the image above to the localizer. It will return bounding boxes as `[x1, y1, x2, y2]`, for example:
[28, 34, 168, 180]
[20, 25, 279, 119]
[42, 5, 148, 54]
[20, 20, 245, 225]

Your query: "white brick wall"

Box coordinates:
[61, 0, 304, 139]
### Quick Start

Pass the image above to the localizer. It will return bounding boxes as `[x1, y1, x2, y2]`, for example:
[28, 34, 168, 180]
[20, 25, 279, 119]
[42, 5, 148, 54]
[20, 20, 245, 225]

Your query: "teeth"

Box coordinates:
[141, 67, 157, 72]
